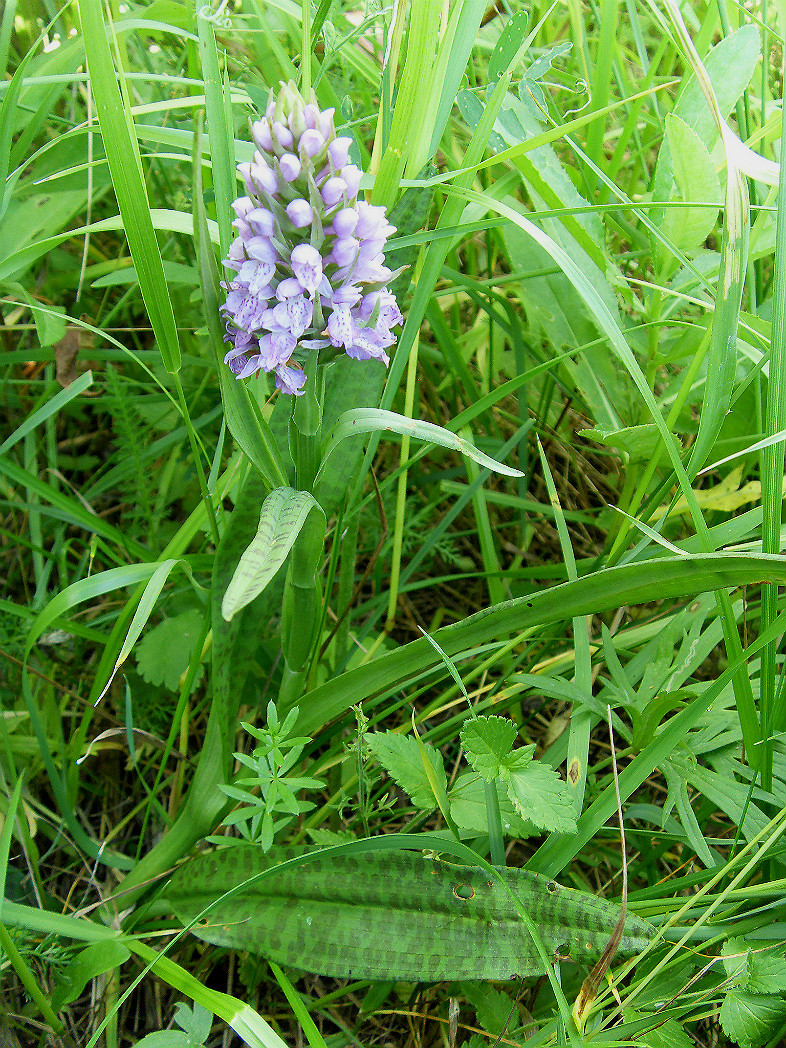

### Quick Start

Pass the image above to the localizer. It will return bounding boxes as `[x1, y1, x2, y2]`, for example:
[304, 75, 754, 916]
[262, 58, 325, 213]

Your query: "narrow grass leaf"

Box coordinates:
[196, 6, 234, 257]
[294, 552, 786, 736]
[0, 371, 93, 456]
[78, 0, 181, 372]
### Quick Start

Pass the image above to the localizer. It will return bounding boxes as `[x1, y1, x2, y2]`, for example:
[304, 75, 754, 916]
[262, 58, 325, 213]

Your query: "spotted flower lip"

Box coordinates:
[220, 80, 402, 395]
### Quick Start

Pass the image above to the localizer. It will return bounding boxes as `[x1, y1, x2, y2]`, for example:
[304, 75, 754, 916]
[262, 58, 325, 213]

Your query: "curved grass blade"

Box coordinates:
[78, 0, 181, 372]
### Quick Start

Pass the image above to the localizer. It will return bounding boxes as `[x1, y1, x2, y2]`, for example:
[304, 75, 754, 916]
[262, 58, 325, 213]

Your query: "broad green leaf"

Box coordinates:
[167, 845, 654, 981]
[174, 1002, 213, 1043]
[501, 760, 576, 834]
[136, 609, 205, 692]
[133, 1033, 191, 1048]
[461, 984, 518, 1038]
[448, 773, 532, 838]
[364, 731, 447, 811]
[748, 950, 786, 996]
[488, 10, 528, 84]
[661, 114, 722, 254]
[651, 24, 760, 206]
[456, 90, 507, 155]
[720, 991, 786, 1048]
[221, 488, 325, 622]
[50, 941, 131, 1011]
[12, 284, 68, 346]
[580, 424, 662, 464]
[460, 716, 518, 779]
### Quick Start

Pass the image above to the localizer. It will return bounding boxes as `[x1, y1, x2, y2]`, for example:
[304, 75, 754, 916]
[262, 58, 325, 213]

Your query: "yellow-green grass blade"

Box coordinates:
[536, 439, 593, 817]
[758, 10, 786, 783]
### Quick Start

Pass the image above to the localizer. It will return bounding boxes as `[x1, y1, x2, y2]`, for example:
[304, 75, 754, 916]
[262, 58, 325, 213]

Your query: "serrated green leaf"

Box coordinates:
[748, 947, 786, 996]
[500, 745, 536, 773]
[460, 716, 518, 779]
[364, 731, 447, 810]
[136, 608, 205, 692]
[462, 983, 518, 1037]
[448, 772, 533, 838]
[720, 991, 786, 1048]
[501, 761, 577, 833]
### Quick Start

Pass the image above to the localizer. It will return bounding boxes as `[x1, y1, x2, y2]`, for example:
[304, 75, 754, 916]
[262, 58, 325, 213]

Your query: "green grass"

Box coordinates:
[4, 0, 786, 1045]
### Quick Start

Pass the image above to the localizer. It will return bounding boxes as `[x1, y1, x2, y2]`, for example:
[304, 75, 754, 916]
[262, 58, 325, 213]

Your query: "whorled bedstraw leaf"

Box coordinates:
[364, 731, 447, 810]
[501, 760, 577, 834]
[460, 716, 519, 779]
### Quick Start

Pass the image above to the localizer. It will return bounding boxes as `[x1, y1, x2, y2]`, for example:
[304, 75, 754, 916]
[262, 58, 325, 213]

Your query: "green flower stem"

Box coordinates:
[281, 526, 324, 674]
[278, 664, 308, 707]
[485, 779, 506, 868]
[288, 356, 324, 493]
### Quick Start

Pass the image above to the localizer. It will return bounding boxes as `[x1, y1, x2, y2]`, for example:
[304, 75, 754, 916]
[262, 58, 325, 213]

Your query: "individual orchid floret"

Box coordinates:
[220, 81, 402, 395]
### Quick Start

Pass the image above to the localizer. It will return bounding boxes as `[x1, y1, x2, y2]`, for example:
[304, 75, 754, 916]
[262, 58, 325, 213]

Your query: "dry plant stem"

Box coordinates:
[573, 705, 629, 1030]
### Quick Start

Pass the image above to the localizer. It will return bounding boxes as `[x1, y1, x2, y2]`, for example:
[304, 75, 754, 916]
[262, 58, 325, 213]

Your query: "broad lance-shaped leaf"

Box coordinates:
[167, 847, 654, 982]
[315, 409, 525, 501]
[222, 488, 326, 622]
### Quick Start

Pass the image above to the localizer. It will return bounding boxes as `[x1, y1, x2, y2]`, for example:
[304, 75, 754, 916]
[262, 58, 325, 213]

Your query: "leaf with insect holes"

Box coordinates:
[364, 731, 447, 810]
